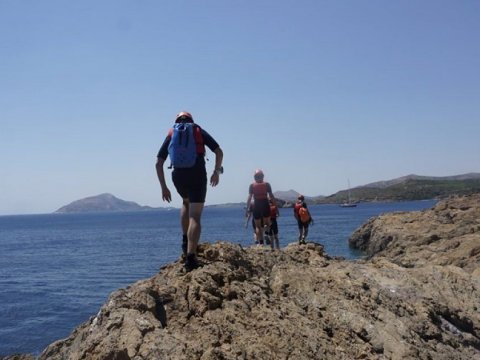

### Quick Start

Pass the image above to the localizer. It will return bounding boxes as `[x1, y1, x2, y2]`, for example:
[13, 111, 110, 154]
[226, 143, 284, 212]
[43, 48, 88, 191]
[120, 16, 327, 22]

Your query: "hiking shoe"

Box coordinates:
[185, 253, 199, 272]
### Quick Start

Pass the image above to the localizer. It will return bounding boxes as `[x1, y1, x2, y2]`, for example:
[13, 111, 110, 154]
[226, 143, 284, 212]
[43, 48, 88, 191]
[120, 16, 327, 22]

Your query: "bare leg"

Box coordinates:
[187, 202, 204, 255]
[254, 218, 263, 244]
[263, 217, 271, 233]
[180, 198, 189, 236]
[303, 224, 309, 241]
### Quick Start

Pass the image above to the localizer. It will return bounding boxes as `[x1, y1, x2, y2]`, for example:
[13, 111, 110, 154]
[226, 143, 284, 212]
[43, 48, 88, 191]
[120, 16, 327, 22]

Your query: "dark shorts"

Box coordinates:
[253, 199, 270, 220]
[172, 165, 207, 203]
[268, 218, 278, 235]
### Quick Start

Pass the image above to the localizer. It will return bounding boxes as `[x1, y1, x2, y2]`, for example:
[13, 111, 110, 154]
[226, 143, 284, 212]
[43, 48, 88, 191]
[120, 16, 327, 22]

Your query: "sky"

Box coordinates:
[1, 0, 479, 215]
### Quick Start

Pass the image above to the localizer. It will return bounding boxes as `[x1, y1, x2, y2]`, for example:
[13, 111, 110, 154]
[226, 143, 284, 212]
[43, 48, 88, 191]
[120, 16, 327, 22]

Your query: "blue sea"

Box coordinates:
[0, 200, 436, 356]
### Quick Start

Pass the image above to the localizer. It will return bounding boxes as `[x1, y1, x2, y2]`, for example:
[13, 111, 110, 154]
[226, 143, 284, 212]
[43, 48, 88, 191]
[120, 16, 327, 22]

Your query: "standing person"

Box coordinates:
[156, 111, 223, 272]
[267, 199, 280, 250]
[293, 195, 312, 244]
[245, 169, 276, 245]
[244, 200, 258, 243]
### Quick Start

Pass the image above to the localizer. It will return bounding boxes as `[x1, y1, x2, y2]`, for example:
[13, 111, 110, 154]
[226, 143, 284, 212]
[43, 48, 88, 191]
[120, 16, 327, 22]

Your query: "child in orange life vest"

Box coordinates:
[245, 169, 276, 245]
[293, 195, 312, 244]
[267, 199, 280, 249]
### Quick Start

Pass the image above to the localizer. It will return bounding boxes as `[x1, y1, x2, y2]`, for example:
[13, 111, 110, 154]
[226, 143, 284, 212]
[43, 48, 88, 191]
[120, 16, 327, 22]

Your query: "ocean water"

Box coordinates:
[0, 200, 436, 356]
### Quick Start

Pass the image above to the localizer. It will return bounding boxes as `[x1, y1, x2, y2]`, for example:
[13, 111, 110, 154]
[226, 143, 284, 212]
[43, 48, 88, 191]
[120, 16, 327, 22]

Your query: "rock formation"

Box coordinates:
[38, 224, 479, 358]
[349, 194, 480, 275]
[8, 195, 479, 359]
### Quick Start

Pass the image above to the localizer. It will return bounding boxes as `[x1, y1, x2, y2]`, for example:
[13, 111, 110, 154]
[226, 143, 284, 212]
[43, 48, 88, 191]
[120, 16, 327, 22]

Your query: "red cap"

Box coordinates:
[254, 169, 264, 180]
[175, 111, 194, 123]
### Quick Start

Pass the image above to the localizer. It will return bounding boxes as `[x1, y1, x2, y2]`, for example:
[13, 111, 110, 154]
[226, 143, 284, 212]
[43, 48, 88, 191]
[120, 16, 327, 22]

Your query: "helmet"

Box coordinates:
[298, 195, 305, 201]
[254, 169, 264, 181]
[175, 111, 194, 123]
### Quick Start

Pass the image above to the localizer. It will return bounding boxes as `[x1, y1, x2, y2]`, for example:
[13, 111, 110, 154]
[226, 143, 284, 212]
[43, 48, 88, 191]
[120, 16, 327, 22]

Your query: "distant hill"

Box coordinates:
[55, 193, 156, 213]
[320, 173, 480, 204]
[273, 190, 300, 202]
[274, 189, 325, 203]
[361, 173, 480, 189]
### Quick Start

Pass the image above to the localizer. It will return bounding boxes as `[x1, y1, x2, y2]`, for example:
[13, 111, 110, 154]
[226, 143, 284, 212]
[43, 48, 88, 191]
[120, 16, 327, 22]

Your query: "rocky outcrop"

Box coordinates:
[349, 194, 480, 274]
[1, 355, 35, 360]
[38, 238, 479, 359]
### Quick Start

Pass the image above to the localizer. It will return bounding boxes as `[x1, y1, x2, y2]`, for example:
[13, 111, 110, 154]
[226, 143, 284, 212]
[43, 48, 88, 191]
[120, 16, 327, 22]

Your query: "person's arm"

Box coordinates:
[210, 147, 223, 187]
[245, 194, 253, 217]
[266, 183, 277, 207]
[245, 184, 253, 217]
[155, 157, 171, 202]
[244, 201, 252, 228]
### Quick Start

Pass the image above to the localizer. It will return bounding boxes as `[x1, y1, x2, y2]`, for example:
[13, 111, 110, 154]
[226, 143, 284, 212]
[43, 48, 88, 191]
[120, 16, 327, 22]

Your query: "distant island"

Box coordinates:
[55, 193, 158, 213]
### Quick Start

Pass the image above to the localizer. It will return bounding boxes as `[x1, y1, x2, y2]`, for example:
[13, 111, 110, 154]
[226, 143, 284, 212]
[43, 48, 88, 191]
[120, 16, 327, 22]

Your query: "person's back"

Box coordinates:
[246, 169, 276, 245]
[294, 195, 310, 244]
[298, 205, 311, 223]
[156, 111, 224, 271]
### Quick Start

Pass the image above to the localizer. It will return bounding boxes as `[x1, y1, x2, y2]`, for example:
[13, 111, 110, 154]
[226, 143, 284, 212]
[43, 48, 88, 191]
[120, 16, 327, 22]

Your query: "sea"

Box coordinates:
[0, 200, 436, 356]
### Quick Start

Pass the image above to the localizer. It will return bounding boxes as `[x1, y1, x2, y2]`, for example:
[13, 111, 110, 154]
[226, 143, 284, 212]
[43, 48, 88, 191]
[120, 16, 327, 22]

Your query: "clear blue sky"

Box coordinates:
[1, 0, 479, 215]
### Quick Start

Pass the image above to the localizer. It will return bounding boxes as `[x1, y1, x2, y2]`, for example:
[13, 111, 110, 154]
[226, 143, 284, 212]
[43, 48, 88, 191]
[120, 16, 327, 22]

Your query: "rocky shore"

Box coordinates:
[4, 195, 480, 360]
[349, 194, 480, 275]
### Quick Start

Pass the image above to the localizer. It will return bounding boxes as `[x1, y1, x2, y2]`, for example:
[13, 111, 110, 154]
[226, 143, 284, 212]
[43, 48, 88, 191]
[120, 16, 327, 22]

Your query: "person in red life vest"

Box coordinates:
[293, 195, 313, 244]
[245, 169, 276, 245]
[156, 111, 224, 272]
[267, 199, 280, 250]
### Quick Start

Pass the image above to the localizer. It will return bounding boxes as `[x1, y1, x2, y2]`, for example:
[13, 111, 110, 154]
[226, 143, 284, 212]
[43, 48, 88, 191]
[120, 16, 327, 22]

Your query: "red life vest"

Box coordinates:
[294, 202, 302, 215]
[168, 124, 205, 155]
[270, 204, 278, 219]
[251, 182, 268, 200]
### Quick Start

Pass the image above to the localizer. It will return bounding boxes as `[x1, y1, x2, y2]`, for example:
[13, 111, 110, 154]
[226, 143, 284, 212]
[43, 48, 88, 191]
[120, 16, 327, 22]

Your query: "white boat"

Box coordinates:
[340, 180, 357, 208]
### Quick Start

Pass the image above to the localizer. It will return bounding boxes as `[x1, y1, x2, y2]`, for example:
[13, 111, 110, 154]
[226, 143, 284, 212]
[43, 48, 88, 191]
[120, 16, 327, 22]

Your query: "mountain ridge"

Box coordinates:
[275, 172, 480, 204]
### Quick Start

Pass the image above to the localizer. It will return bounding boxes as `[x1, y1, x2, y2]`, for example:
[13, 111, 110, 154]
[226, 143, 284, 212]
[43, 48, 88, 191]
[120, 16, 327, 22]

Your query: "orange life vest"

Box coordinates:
[298, 207, 311, 223]
[270, 204, 278, 219]
[251, 182, 268, 200]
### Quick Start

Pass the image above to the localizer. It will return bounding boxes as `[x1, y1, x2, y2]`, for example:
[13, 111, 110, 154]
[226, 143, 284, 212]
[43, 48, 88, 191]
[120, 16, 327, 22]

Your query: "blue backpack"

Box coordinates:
[168, 123, 198, 168]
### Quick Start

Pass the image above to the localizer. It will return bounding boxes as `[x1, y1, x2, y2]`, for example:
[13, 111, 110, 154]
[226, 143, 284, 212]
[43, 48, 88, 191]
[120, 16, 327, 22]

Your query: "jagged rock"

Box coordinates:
[349, 194, 480, 273]
[38, 239, 479, 360]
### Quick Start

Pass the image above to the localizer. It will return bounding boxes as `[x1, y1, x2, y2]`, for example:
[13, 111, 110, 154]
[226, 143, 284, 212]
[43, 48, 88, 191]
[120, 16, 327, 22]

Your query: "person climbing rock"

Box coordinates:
[156, 111, 223, 271]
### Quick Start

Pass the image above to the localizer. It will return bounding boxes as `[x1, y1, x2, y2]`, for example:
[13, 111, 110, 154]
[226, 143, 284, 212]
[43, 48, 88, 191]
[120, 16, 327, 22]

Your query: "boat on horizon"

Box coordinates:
[340, 180, 357, 208]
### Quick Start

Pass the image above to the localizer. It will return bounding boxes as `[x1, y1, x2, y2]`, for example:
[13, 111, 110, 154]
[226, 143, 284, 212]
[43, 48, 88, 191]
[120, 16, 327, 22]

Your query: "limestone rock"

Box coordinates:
[349, 194, 480, 273]
[38, 239, 480, 359]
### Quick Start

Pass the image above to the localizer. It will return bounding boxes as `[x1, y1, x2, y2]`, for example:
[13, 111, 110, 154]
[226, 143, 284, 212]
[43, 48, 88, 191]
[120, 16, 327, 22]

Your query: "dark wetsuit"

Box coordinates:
[268, 204, 279, 235]
[157, 125, 219, 203]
